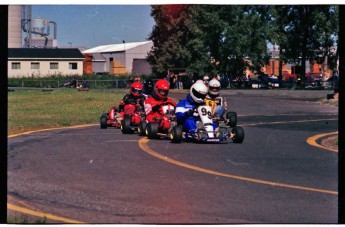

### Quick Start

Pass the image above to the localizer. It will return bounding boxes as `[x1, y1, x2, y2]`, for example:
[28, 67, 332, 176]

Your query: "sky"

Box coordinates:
[18, 2, 340, 50]
[30, 5, 155, 49]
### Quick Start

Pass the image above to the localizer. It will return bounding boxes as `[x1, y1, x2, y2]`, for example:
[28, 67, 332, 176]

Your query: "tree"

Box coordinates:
[312, 6, 338, 86]
[147, 5, 271, 78]
[282, 5, 338, 81]
[147, 5, 196, 77]
[147, 5, 338, 82]
[267, 6, 291, 80]
[192, 5, 270, 76]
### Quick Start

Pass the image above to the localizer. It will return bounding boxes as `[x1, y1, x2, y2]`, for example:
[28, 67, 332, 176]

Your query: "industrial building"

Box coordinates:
[8, 5, 58, 48]
[8, 48, 84, 78]
[8, 5, 153, 77]
[82, 41, 153, 75]
[7, 5, 85, 77]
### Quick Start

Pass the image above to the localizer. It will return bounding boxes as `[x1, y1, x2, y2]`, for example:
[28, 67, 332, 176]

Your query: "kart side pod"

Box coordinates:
[197, 106, 214, 138]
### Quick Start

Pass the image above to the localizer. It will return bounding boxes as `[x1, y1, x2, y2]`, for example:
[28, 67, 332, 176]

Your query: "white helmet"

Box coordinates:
[208, 78, 221, 96]
[189, 82, 208, 103]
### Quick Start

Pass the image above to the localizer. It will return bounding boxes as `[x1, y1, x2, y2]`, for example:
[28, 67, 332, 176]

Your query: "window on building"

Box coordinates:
[12, 62, 20, 70]
[69, 63, 78, 70]
[50, 62, 59, 70]
[31, 62, 40, 69]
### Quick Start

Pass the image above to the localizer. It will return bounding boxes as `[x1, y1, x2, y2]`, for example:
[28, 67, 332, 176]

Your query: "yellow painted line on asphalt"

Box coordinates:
[8, 122, 338, 223]
[8, 203, 85, 224]
[8, 124, 99, 223]
[307, 131, 338, 153]
[8, 123, 98, 138]
[138, 137, 338, 195]
[8, 195, 36, 211]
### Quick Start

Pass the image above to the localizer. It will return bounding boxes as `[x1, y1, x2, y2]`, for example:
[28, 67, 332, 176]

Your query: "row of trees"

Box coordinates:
[146, 5, 339, 81]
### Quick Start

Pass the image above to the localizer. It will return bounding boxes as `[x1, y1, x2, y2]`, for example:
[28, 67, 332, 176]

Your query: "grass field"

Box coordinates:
[8, 88, 126, 135]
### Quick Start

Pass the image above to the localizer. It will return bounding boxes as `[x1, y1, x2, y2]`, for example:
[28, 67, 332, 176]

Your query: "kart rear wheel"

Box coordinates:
[226, 112, 237, 127]
[138, 121, 147, 136]
[170, 126, 182, 143]
[121, 118, 132, 134]
[100, 114, 108, 129]
[231, 126, 244, 143]
[146, 122, 159, 139]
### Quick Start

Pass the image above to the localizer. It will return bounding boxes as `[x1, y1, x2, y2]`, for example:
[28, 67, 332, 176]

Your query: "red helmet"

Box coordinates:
[130, 82, 143, 97]
[154, 79, 169, 100]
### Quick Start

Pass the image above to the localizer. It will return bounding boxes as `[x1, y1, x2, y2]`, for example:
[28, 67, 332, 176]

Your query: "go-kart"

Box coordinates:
[100, 103, 146, 134]
[120, 103, 146, 134]
[100, 106, 122, 129]
[142, 102, 177, 139]
[170, 105, 244, 144]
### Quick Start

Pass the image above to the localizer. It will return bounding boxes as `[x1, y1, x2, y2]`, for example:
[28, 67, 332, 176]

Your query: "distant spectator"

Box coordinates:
[203, 75, 210, 86]
[169, 74, 175, 89]
[77, 79, 90, 90]
[173, 74, 178, 89]
[82, 80, 90, 89]
[327, 70, 339, 93]
[212, 74, 221, 81]
[165, 74, 170, 83]
[178, 77, 183, 89]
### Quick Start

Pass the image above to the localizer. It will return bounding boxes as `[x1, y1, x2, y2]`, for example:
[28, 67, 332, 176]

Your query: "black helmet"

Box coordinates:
[144, 79, 154, 93]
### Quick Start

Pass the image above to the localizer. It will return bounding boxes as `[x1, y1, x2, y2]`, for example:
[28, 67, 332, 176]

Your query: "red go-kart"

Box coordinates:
[100, 106, 122, 129]
[100, 103, 146, 134]
[141, 102, 177, 139]
[120, 103, 146, 134]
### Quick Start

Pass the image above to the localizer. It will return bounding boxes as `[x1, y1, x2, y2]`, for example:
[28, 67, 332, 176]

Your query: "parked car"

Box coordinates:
[281, 73, 299, 88]
[305, 72, 322, 89]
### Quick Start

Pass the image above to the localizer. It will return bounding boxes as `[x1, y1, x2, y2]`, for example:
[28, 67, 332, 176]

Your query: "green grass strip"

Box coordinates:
[8, 88, 126, 135]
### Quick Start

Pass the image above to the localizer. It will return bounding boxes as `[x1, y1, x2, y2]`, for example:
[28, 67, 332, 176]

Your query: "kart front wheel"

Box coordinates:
[170, 126, 182, 143]
[100, 114, 108, 129]
[146, 122, 159, 139]
[231, 126, 244, 143]
[121, 118, 132, 134]
[138, 121, 147, 136]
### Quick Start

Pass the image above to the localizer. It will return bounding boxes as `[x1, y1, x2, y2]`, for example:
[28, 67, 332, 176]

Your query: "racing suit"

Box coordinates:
[176, 94, 217, 132]
[144, 94, 176, 123]
[117, 94, 146, 121]
[204, 94, 227, 118]
[119, 94, 145, 111]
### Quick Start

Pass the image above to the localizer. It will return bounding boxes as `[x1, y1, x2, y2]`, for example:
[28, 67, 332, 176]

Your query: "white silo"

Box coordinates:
[8, 5, 22, 48]
[33, 17, 45, 34]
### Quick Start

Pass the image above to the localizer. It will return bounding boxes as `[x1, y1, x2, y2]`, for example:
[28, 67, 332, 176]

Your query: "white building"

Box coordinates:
[8, 48, 84, 78]
[82, 41, 153, 75]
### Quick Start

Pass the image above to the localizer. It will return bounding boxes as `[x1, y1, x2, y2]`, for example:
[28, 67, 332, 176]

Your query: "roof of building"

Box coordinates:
[8, 48, 85, 59]
[82, 41, 152, 54]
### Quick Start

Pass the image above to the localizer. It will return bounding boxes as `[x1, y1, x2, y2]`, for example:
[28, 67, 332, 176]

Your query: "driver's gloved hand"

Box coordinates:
[186, 109, 194, 117]
[152, 105, 160, 112]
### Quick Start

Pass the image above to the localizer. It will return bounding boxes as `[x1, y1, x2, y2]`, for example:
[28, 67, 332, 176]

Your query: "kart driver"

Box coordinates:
[175, 81, 210, 133]
[118, 81, 146, 113]
[204, 78, 228, 120]
[142, 78, 154, 98]
[144, 79, 176, 122]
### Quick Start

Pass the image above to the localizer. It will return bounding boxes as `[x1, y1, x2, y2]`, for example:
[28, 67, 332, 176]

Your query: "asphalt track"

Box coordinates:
[7, 90, 338, 224]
